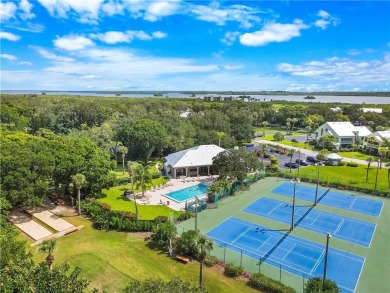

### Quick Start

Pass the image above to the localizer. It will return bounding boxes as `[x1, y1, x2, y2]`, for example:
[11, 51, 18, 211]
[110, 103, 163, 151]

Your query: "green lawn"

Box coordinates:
[337, 152, 376, 161]
[254, 127, 304, 137]
[283, 164, 389, 192]
[261, 136, 311, 149]
[98, 182, 179, 220]
[30, 217, 256, 292]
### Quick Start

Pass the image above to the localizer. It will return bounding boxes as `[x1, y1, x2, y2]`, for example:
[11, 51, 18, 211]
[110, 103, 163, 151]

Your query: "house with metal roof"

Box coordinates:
[164, 144, 225, 178]
[364, 131, 390, 150]
[315, 122, 372, 149]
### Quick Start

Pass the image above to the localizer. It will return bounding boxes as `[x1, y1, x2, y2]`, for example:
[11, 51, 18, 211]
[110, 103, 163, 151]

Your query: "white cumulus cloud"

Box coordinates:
[0, 31, 21, 41]
[314, 10, 339, 30]
[54, 35, 94, 51]
[37, 0, 104, 23]
[190, 2, 261, 28]
[0, 2, 17, 21]
[19, 0, 35, 20]
[240, 20, 309, 47]
[1, 54, 18, 61]
[144, 1, 180, 21]
[221, 31, 240, 46]
[31, 46, 74, 62]
[277, 56, 390, 86]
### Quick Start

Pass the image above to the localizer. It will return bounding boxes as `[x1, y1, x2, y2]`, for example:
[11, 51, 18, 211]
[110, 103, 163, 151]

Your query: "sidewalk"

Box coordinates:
[254, 139, 379, 167]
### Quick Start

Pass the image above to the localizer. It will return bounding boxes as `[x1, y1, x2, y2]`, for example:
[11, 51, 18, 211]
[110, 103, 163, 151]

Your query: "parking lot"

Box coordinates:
[247, 145, 317, 170]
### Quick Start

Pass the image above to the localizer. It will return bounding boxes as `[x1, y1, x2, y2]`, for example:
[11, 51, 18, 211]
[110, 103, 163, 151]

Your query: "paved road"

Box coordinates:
[254, 139, 379, 167]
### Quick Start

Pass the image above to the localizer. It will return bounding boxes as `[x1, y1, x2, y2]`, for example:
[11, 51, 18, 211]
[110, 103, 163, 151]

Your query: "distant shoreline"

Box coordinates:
[1, 90, 390, 97]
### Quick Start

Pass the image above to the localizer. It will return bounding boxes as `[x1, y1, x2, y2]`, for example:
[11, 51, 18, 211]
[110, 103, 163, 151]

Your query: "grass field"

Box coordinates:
[283, 164, 389, 192]
[337, 152, 376, 161]
[177, 177, 390, 293]
[98, 182, 180, 220]
[29, 216, 256, 292]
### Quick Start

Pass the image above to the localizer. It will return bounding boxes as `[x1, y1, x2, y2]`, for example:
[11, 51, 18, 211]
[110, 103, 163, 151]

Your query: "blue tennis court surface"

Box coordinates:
[243, 197, 376, 247]
[207, 217, 364, 292]
[272, 182, 383, 217]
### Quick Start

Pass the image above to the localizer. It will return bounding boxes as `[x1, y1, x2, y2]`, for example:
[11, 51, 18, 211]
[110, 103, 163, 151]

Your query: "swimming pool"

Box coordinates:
[165, 184, 208, 203]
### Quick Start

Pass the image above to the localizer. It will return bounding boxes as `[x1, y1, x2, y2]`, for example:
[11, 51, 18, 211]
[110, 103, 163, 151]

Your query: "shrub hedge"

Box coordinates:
[203, 255, 218, 267]
[224, 263, 244, 278]
[82, 201, 155, 232]
[247, 273, 296, 293]
[346, 162, 358, 167]
[176, 212, 192, 222]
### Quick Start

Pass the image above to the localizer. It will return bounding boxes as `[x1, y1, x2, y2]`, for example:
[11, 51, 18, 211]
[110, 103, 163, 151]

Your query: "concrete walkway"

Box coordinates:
[127, 176, 213, 211]
[254, 139, 379, 167]
[8, 211, 53, 241]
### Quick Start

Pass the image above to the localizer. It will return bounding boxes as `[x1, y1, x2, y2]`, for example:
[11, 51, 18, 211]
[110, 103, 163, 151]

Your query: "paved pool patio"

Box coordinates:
[127, 176, 213, 211]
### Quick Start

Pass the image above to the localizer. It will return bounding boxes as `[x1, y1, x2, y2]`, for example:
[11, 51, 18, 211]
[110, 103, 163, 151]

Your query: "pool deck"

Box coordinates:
[126, 176, 213, 211]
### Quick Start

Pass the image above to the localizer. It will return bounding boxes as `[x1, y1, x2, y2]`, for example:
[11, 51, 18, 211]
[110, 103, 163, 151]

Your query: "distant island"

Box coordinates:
[304, 95, 316, 99]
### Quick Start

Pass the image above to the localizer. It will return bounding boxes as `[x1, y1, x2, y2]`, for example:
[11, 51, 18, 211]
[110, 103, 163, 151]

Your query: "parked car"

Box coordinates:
[295, 159, 308, 166]
[285, 162, 299, 168]
[291, 139, 299, 143]
[306, 156, 318, 163]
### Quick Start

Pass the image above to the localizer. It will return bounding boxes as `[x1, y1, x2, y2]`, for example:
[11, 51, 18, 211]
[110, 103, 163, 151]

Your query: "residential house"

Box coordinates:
[315, 122, 372, 149]
[364, 130, 390, 150]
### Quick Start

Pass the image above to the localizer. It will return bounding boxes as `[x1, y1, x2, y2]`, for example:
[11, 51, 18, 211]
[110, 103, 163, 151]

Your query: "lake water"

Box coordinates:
[1, 90, 389, 104]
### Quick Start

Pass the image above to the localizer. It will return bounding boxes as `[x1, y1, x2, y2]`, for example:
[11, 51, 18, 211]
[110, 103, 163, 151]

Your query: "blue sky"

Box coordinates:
[1, 0, 389, 91]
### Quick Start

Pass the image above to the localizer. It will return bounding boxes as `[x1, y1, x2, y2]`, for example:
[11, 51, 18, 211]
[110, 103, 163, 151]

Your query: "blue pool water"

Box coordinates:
[165, 184, 208, 202]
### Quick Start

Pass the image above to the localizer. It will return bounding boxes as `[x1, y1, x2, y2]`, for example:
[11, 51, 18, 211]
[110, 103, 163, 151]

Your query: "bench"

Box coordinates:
[176, 255, 190, 264]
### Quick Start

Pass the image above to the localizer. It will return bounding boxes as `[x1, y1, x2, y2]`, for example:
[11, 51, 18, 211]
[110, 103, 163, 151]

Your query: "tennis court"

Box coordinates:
[272, 182, 383, 217]
[243, 197, 376, 247]
[206, 217, 364, 292]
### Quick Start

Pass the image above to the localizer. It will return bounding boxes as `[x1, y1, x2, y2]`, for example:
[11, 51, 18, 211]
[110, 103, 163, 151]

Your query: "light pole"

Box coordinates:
[194, 196, 198, 232]
[290, 178, 300, 231]
[297, 149, 301, 177]
[374, 158, 381, 196]
[314, 161, 321, 206]
[323, 232, 332, 286]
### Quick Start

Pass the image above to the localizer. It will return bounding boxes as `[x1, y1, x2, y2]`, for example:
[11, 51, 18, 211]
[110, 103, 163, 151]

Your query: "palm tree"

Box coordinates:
[386, 163, 390, 189]
[157, 162, 165, 186]
[261, 121, 268, 138]
[72, 173, 86, 215]
[39, 239, 57, 270]
[305, 125, 312, 141]
[291, 118, 298, 131]
[366, 157, 373, 183]
[134, 163, 152, 198]
[127, 161, 139, 219]
[194, 233, 214, 288]
[378, 147, 388, 169]
[216, 131, 225, 147]
[288, 149, 296, 173]
[118, 145, 128, 175]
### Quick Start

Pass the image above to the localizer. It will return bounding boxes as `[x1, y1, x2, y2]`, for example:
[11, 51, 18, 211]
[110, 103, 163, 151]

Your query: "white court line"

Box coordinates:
[232, 226, 253, 244]
[349, 197, 357, 209]
[282, 243, 296, 260]
[334, 219, 344, 234]
[310, 214, 320, 225]
[267, 202, 283, 215]
[310, 249, 325, 274]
